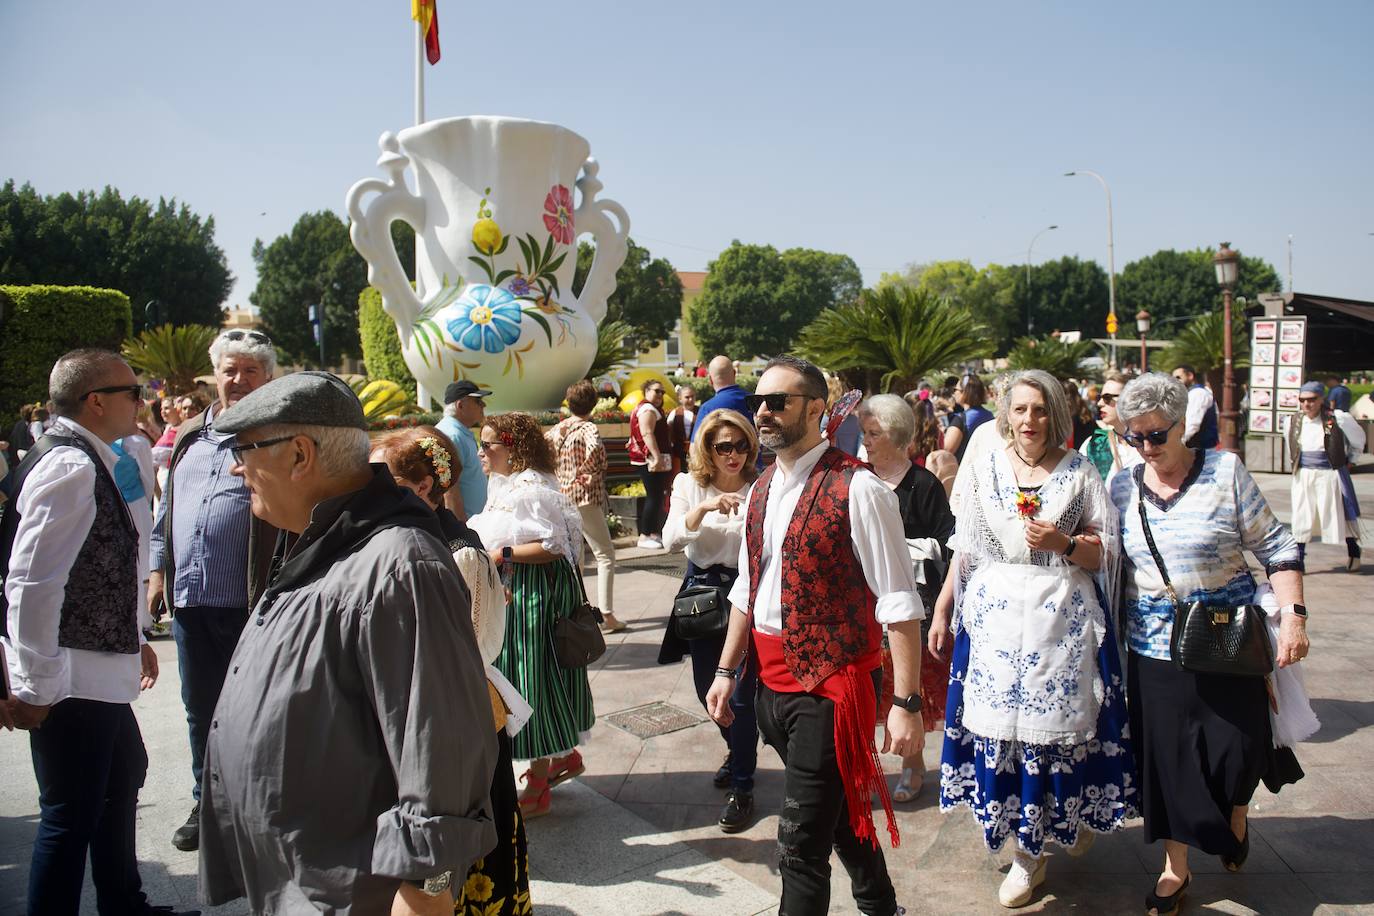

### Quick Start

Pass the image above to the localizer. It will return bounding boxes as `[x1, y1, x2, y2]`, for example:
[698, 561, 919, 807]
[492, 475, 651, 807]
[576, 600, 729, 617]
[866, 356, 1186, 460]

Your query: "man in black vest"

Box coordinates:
[2, 349, 195, 916]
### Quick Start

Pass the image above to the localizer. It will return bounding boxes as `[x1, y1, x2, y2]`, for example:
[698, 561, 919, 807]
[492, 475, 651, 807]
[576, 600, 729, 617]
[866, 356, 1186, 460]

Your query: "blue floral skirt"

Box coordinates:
[938, 627, 1140, 855]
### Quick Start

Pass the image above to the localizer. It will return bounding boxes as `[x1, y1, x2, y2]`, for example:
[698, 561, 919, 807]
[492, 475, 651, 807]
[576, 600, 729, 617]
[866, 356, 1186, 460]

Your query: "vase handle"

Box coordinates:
[345, 131, 426, 333]
[573, 158, 630, 325]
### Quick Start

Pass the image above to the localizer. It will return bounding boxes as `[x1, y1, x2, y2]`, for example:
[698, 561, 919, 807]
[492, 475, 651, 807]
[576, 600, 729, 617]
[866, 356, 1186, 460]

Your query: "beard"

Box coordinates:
[758, 412, 808, 451]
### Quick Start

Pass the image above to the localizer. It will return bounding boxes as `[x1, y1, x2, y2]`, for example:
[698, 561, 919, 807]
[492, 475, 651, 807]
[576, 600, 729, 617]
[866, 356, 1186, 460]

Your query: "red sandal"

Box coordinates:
[547, 749, 585, 786]
[518, 772, 551, 819]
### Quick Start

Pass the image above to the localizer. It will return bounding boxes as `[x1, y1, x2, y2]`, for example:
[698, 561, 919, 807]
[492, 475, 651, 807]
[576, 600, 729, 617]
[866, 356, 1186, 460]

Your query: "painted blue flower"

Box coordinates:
[446, 284, 522, 353]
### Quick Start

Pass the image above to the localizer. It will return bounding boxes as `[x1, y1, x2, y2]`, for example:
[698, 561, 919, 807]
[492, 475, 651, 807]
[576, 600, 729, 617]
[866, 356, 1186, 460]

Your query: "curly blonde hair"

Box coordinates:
[688, 409, 759, 487]
[483, 412, 556, 474]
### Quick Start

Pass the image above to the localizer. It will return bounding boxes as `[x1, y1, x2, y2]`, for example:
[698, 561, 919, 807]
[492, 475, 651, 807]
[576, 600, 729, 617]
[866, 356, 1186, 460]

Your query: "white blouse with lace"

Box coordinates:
[661, 473, 749, 568]
[467, 469, 584, 563]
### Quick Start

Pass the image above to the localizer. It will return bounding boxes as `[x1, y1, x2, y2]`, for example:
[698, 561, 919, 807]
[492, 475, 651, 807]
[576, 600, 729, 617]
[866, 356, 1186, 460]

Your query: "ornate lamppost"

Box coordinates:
[1135, 309, 1151, 372]
[1213, 242, 1241, 454]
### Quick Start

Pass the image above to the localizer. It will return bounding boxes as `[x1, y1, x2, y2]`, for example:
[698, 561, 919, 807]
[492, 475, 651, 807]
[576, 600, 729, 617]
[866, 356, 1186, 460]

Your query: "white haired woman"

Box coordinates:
[928, 369, 1136, 909]
[1110, 372, 1307, 916]
[858, 394, 956, 802]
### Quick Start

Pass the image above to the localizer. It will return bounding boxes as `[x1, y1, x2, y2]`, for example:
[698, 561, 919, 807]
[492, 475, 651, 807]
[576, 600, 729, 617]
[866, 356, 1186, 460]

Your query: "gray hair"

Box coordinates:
[857, 393, 915, 448]
[995, 369, 1072, 447]
[210, 331, 277, 376]
[254, 423, 371, 478]
[1117, 372, 1188, 426]
[443, 400, 460, 419]
[49, 349, 128, 417]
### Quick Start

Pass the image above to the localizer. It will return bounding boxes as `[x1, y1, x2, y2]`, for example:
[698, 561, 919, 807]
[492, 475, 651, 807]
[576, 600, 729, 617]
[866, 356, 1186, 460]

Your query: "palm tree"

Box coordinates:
[1004, 335, 1098, 378]
[1158, 311, 1249, 392]
[585, 319, 638, 379]
[793, 286, 993, 394]
[122, 324, 219, 394]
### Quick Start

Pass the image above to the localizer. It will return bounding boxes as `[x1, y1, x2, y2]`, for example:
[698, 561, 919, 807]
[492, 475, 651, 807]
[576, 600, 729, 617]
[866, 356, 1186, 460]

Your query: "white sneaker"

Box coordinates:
[636, 536, 655, 549]
[645, 536, 664, 549]
[998, 851, 1046, 908]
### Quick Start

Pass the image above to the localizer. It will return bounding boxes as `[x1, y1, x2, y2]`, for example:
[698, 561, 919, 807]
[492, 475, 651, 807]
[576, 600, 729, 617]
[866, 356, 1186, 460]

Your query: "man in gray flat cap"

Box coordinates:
[196, 371, 497, 915]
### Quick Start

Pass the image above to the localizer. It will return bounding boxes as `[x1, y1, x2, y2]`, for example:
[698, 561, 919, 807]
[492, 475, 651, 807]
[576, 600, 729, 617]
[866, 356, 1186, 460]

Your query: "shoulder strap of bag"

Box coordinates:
[1134, 465, 1180, 608]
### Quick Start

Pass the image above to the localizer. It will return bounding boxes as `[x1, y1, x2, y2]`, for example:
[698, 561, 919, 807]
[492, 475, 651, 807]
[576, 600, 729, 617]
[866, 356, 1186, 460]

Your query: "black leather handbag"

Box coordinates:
[671, 584, 730, 641]
[552, 562, 606, 668]
[1137, 493, 1273, 677]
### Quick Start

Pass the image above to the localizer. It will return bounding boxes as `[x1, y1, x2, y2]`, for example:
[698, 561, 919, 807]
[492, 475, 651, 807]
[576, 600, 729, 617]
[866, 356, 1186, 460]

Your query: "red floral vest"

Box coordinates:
[745, 447, 881, 692]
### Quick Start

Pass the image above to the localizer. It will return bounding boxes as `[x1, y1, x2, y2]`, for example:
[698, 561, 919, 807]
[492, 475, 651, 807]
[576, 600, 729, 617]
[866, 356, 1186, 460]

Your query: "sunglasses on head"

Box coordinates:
[710, 439, 749, 456]
[744, 392, 812, 414]
[1121, 420, 1178, 449]
[80, 384, 144, 402]
[221, 330, 272, 344]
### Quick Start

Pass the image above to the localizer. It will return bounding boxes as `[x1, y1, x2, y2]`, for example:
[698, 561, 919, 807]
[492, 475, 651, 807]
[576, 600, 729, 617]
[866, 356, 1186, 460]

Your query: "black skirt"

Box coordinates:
[1128, 651, 1304, 856]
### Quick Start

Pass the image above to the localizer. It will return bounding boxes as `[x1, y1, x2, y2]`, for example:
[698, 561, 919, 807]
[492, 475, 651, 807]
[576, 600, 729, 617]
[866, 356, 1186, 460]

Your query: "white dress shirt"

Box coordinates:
[4, 417, 143, 706]
[1298, 410, 1366, 455]
[727, 440, 923, 635]
[662, 473, 749, 568]
[1183, 384, 1216, 442]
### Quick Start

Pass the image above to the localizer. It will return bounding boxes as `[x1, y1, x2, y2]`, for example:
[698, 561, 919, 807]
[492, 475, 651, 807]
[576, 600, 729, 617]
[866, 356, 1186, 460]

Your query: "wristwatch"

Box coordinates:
[1281, 603, 1308, 619]
[891, 693, 924, 713]
[408, 871, 453, 896]
[501, 546, 513, 565]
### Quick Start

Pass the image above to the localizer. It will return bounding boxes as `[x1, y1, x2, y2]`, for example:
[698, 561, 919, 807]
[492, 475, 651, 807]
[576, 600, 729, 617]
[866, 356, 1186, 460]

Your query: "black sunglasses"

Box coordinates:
[1098, 393, 1118, 404]
[80, 384, 144, 402]
[744, 393, 813, 414]
[221, 329, 272, 344]
[710, 439, 749, 456]
[227, 434, 297, 462]
[1121, 420, 1178, 449]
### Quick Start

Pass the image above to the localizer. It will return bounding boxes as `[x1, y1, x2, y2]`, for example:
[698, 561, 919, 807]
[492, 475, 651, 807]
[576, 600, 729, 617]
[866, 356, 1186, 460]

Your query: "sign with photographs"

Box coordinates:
[1248, 316, 1305, 435]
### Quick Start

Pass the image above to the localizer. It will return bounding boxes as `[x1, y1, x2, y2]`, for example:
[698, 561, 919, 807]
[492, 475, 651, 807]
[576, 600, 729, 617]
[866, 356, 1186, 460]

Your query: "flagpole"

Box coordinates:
[414, 18, 425, 125]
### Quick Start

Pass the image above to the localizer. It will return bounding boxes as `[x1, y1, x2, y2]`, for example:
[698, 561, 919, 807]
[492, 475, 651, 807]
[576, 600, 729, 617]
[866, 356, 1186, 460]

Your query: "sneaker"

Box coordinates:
[1349, 555, 1362, 573]
[171, 803, 200, 852]
[713, 753, 733, 789]
[998, 851, 1046, 908]
[718, 790, 754, 833]
[636, 535, 656, 549]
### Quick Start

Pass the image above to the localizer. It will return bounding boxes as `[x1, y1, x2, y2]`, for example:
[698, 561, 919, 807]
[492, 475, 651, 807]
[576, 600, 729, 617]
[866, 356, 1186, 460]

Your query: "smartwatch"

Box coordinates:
[1281, 603, 1308, 619]
[891, 693, 923, 714]
[409, 871, 453, 896]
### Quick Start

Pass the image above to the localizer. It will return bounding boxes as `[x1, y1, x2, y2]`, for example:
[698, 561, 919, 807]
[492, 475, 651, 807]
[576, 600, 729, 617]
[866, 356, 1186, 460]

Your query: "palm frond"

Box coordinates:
[1004, 336, 1097, 377]
[585, 319, 638, 379]
[121, 324, 219, 394]
[1158, 311, 1249, 379]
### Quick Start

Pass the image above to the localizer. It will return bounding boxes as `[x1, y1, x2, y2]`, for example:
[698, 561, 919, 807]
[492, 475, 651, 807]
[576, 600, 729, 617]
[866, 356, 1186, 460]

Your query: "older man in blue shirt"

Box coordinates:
[436, 380, 491, 520]
[690, 355, 752, 442]
[148, 329, 280, 853]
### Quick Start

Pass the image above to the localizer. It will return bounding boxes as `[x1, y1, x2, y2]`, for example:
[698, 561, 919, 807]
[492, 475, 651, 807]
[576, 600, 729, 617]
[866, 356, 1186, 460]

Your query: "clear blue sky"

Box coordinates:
[3, 0, 1371, 316]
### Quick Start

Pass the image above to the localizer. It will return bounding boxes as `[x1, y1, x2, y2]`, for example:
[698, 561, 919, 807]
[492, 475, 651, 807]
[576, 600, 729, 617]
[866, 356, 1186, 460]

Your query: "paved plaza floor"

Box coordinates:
[1, 471, 1371, 915]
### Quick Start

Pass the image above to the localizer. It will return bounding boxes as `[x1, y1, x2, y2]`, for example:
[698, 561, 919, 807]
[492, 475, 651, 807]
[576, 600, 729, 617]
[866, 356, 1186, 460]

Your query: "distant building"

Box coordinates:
[630, 272, 766, 379]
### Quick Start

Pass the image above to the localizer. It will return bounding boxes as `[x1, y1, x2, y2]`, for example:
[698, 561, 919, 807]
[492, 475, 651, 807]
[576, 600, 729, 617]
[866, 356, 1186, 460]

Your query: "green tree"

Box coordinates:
[1004, 335, 1098, 378]
[251, 212, 414, 367]
[1158, 311, 1250, 393]
[1023, 256, 1111, 339]
[0, 180, 232, 331]
[122, 324, 218, 394]
[357, 286, 416, 387]
[572, 238, 684, 346]
[687, 241, 858, 359]
[1117, 247, 1281, 336]
[878, 260, 1020, 353]
[793, 286, 993, 394]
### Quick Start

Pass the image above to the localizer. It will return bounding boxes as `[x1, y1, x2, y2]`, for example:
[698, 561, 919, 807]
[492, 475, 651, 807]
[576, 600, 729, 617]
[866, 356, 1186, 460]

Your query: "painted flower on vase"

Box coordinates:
[542, 185, 575, 245]
[508, 274, 532, 297]
[472, 217, 503, 255]
[447, 284, 523, 354]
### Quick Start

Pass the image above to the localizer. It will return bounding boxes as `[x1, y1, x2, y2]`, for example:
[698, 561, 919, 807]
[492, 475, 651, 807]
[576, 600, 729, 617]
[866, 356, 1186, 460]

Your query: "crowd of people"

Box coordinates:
[0, 336, 1355, 916]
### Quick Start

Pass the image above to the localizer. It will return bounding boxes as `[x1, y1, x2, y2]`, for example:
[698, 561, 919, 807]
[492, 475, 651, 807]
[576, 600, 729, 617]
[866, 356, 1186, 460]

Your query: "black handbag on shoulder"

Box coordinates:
[552, 561, 606, 669]
[671, 584, 730, 641]
[1136, 488, 1273, 678]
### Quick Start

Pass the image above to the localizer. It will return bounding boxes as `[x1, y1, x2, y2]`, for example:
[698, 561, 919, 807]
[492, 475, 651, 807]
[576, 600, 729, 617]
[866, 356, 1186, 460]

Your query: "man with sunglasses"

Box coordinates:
[2, 350, 192, 915]
[149, 328, 280, 852]
[1170, 364, 1219, 450]
[705, 355, 921, 916]
[1289, 380, 1365, 572]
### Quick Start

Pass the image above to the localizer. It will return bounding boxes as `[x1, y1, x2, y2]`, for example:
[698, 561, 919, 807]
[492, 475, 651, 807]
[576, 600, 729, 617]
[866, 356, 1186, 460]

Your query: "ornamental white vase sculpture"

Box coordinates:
[346, 116, 630, 412]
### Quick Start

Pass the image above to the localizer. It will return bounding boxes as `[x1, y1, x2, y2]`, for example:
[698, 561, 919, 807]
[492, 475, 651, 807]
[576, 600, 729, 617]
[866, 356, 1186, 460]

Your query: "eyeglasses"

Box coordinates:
[80, 384, 144, 402]
[1121, 421, 1178, 449]
[478, 439, 503, 452]
[221, 330, 272, 344]
[227, 434, 297, 462]
[744, 393, 812, 414]
[710, 439, 749, 456]
[1098, 393, 1118, 405]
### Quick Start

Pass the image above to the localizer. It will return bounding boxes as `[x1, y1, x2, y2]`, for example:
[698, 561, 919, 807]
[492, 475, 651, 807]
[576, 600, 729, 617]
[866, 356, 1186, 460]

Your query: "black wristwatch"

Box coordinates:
[891, 693, 923, 713]
[408, 871, 453, 896]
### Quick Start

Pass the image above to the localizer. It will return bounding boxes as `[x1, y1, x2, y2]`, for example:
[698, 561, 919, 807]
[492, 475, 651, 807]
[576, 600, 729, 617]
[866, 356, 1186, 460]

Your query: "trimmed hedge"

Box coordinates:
[358, 286, 416, 389]
[0, 285, 132, 421]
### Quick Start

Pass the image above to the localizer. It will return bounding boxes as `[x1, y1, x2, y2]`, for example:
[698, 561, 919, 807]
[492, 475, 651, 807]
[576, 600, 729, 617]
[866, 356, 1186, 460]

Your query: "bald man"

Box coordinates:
[691, 355, 752, 441]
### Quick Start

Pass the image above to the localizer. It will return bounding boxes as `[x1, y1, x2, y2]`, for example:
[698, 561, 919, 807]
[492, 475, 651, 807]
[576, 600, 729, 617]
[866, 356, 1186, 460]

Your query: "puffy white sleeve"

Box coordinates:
[661, 474, 699, 552]
[848, 471, 923, 623]
[1336, 410, 1367, 459]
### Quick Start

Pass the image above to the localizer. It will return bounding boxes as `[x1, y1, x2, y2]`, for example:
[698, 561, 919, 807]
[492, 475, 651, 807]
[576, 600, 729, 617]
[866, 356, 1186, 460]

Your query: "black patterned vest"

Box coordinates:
[0, 431, 140, 654]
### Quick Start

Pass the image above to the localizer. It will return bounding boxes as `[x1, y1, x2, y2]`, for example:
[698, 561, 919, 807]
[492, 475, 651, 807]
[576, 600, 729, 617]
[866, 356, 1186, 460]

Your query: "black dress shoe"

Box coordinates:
[171, 803, 200, 852]
[713, 753, 732, 789]
[718, 790, 753, 833]
[1145, 874, 1189, 916]
[1222, 823, 1249, 872]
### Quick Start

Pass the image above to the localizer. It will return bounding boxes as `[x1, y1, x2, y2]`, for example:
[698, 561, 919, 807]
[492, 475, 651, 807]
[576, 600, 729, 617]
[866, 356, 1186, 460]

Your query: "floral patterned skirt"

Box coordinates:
[938, 626, 1139, 856]
[456, 730, 532, 915]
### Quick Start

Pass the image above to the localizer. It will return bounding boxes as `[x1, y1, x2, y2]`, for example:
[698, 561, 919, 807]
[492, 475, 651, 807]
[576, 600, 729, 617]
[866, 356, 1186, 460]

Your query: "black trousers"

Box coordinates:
[635, 467, 672, 537]
[755, 670, 897, 916]
[28, 699, 149, 916]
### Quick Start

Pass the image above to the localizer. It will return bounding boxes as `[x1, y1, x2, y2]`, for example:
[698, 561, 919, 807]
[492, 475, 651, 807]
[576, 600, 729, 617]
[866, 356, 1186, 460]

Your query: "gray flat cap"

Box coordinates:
[215, 371, 367, 434]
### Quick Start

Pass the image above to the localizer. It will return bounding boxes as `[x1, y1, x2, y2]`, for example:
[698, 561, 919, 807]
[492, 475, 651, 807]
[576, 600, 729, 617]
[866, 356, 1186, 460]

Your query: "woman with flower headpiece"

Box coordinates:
[468, 412, 593, 821]
[926, 369, 1137, 909]
[369, 426, 533, 916]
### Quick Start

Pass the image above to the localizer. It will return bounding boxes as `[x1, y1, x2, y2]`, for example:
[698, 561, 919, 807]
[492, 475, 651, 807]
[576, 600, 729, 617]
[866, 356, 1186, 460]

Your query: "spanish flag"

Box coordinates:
[411, 0, 440, 65]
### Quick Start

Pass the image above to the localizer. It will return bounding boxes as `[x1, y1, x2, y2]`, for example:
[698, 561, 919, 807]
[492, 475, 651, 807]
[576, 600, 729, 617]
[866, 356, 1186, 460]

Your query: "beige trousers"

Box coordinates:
[578, 502, 616, 615]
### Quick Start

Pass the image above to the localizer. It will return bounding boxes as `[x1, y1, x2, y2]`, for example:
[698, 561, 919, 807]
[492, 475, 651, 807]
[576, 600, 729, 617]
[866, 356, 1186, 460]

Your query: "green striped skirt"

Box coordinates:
[495, 560, 596, 761]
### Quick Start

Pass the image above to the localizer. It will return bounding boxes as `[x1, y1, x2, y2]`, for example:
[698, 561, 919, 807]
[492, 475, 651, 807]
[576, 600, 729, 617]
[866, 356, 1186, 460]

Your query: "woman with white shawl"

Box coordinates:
[928, 370, 1138, 909]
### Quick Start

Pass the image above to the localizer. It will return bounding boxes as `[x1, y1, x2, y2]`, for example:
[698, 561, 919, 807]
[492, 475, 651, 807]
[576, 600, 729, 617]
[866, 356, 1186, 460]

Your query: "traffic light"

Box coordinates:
[1106, 313, 1118, 335]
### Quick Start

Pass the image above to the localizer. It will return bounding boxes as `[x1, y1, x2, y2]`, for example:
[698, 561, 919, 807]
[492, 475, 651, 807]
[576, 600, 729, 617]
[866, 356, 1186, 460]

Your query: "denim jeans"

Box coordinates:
[28, 698, 149, 916]
[173, 605, 249, 800]
[688, 633, 759, 792]
[755, 669, 897, 916]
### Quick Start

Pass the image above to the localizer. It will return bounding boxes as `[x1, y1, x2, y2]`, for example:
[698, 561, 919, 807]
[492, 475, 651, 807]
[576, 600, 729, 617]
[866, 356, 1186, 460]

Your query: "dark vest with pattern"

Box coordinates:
[745, 447, 880, 692]
[1287, 412, 1348, 474]
[0, 432, 139, 654]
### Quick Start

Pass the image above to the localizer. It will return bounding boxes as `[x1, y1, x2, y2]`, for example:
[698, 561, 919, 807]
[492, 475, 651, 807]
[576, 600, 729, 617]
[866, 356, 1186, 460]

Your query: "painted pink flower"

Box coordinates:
[542, 184, 575, 245]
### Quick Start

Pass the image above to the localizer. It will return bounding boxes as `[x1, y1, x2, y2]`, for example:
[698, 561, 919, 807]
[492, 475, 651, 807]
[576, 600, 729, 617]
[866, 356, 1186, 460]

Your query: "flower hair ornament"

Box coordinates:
[498, 430, 515, 447]
[417, 436, 453, 487]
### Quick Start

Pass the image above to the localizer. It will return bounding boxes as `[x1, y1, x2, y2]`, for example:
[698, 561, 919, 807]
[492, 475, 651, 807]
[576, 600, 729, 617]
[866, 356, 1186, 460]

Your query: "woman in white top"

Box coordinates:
[657, 408, 761, 833]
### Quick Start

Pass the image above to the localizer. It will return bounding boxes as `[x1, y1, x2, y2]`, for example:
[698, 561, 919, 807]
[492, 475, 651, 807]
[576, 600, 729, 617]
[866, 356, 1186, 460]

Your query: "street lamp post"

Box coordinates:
[1135, 309, 1151, 372]
[1213, 242, 1241, 455]
[1064, 170, 1117, 367]
[1025, 224, 1058, 336]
